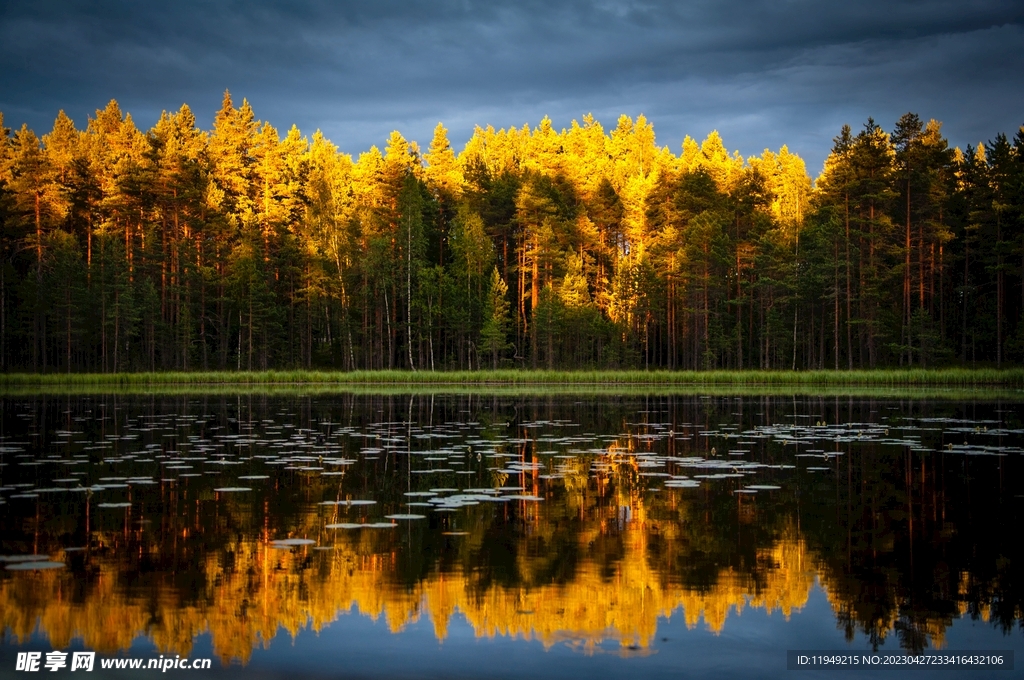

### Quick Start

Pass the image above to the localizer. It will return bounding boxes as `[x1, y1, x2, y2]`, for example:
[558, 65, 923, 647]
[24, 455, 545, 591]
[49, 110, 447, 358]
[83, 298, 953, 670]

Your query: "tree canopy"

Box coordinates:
[0, 97, 1021, 371]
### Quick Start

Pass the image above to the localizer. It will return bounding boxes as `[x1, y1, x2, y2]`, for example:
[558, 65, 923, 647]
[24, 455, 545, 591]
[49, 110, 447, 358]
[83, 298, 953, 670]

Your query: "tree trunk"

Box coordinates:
[961, 242, 969, 363]
[66, 285, 71, 373]
[248, 287, 253, 372]
[406, 216, 415, 371]
[845, 192, 853, 369]
[868, 202, 877, 368]
[997, 216, 1003, 367]
[904, 181, 912, 365]
[35, 190, 42, 372]
[834, 238, 839, 370]
[384, 287, 393, 369]
[939, 244, 945, 343]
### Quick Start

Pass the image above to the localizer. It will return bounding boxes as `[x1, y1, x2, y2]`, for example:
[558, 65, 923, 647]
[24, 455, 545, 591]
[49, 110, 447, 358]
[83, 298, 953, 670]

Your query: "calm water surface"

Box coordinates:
[1, 392, 1022, 679]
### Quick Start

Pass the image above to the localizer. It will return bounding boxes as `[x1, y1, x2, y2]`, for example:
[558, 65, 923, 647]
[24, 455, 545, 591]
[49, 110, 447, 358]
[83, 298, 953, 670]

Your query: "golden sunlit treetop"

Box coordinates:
[0, 96, 1019, 373]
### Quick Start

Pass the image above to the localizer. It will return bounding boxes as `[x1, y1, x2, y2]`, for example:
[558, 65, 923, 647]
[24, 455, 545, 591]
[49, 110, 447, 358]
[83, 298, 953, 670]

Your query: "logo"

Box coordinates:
[15, 652, 95, 672]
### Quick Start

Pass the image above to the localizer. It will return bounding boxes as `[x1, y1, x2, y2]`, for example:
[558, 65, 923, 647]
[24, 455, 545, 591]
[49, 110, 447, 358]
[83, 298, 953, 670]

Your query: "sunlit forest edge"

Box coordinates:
[2, 94, 1023, 372]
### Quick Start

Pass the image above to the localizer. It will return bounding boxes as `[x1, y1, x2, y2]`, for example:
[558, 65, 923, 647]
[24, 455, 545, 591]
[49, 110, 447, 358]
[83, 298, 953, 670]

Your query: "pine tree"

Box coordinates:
[480, 266, 511, 369]
[0, 102, 1019, 372]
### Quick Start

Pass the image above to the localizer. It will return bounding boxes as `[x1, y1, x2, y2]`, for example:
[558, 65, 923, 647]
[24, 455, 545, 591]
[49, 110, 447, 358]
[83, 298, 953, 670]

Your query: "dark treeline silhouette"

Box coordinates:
[0, 94, 1021, 372]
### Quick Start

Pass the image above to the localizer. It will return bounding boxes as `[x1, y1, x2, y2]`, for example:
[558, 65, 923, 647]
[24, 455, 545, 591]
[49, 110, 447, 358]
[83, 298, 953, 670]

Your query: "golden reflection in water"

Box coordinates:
[3, 432, 1012, 664]
[0, 506, 820, 664]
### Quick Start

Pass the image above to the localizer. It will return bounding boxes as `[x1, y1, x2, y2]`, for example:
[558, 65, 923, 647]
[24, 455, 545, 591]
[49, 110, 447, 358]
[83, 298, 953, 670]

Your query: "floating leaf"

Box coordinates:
[270, 538, 315, 547]
[6, 561, 65, 571]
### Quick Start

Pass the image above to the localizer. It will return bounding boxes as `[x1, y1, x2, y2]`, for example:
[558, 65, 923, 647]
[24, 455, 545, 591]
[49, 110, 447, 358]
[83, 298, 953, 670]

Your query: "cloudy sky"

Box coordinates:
[1, 0, 1022, 174]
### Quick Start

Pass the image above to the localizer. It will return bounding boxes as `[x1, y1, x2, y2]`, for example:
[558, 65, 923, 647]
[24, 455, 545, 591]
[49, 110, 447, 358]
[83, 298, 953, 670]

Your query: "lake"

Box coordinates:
[1, 391, 1021, 679]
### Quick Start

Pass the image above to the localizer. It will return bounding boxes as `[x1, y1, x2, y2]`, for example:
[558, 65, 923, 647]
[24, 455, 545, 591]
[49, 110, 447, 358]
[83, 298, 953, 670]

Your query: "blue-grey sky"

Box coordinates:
[1, 0, 1022, 175]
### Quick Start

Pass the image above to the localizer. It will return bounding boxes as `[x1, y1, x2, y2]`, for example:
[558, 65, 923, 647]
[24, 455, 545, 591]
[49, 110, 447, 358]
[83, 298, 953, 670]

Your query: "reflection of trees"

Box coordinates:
[1, 466, 815, 664]
[800, 444, 1023, 652]
[1, 393, 1020, 663]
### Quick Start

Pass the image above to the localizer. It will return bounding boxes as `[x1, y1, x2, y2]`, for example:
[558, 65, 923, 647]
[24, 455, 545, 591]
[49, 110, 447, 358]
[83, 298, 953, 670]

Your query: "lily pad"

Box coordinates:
[6, 561, 65, 571]
[270, 538, 316, 547]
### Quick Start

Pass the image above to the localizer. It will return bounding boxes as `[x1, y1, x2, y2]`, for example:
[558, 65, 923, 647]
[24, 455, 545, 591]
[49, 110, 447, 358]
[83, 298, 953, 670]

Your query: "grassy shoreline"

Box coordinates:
[1, 383, 1022, 401]
[2, 368, 1023, 387]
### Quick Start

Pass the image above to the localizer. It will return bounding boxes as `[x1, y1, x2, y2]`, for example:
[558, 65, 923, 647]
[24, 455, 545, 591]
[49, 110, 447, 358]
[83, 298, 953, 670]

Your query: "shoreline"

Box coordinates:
[2, 368, 1023, 389]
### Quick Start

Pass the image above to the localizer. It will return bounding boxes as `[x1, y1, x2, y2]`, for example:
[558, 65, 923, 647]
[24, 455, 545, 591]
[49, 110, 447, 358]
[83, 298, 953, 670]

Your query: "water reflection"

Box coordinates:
[0, 393, 1021, 663]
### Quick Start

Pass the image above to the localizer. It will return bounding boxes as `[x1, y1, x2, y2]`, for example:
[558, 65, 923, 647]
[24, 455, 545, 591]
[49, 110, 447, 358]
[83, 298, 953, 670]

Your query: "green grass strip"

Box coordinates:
[2, 368, 1023, 387]
[1, 383, 1021, 401]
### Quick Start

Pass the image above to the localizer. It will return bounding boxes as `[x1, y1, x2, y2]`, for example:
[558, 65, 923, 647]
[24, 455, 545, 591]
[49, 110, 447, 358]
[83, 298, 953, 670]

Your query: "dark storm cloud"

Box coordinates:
[1, 0, 1022, 173]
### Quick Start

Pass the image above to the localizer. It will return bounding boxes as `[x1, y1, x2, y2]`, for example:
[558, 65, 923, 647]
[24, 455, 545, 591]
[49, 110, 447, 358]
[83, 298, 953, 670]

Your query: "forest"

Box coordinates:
[0, 92, 1021, 372]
